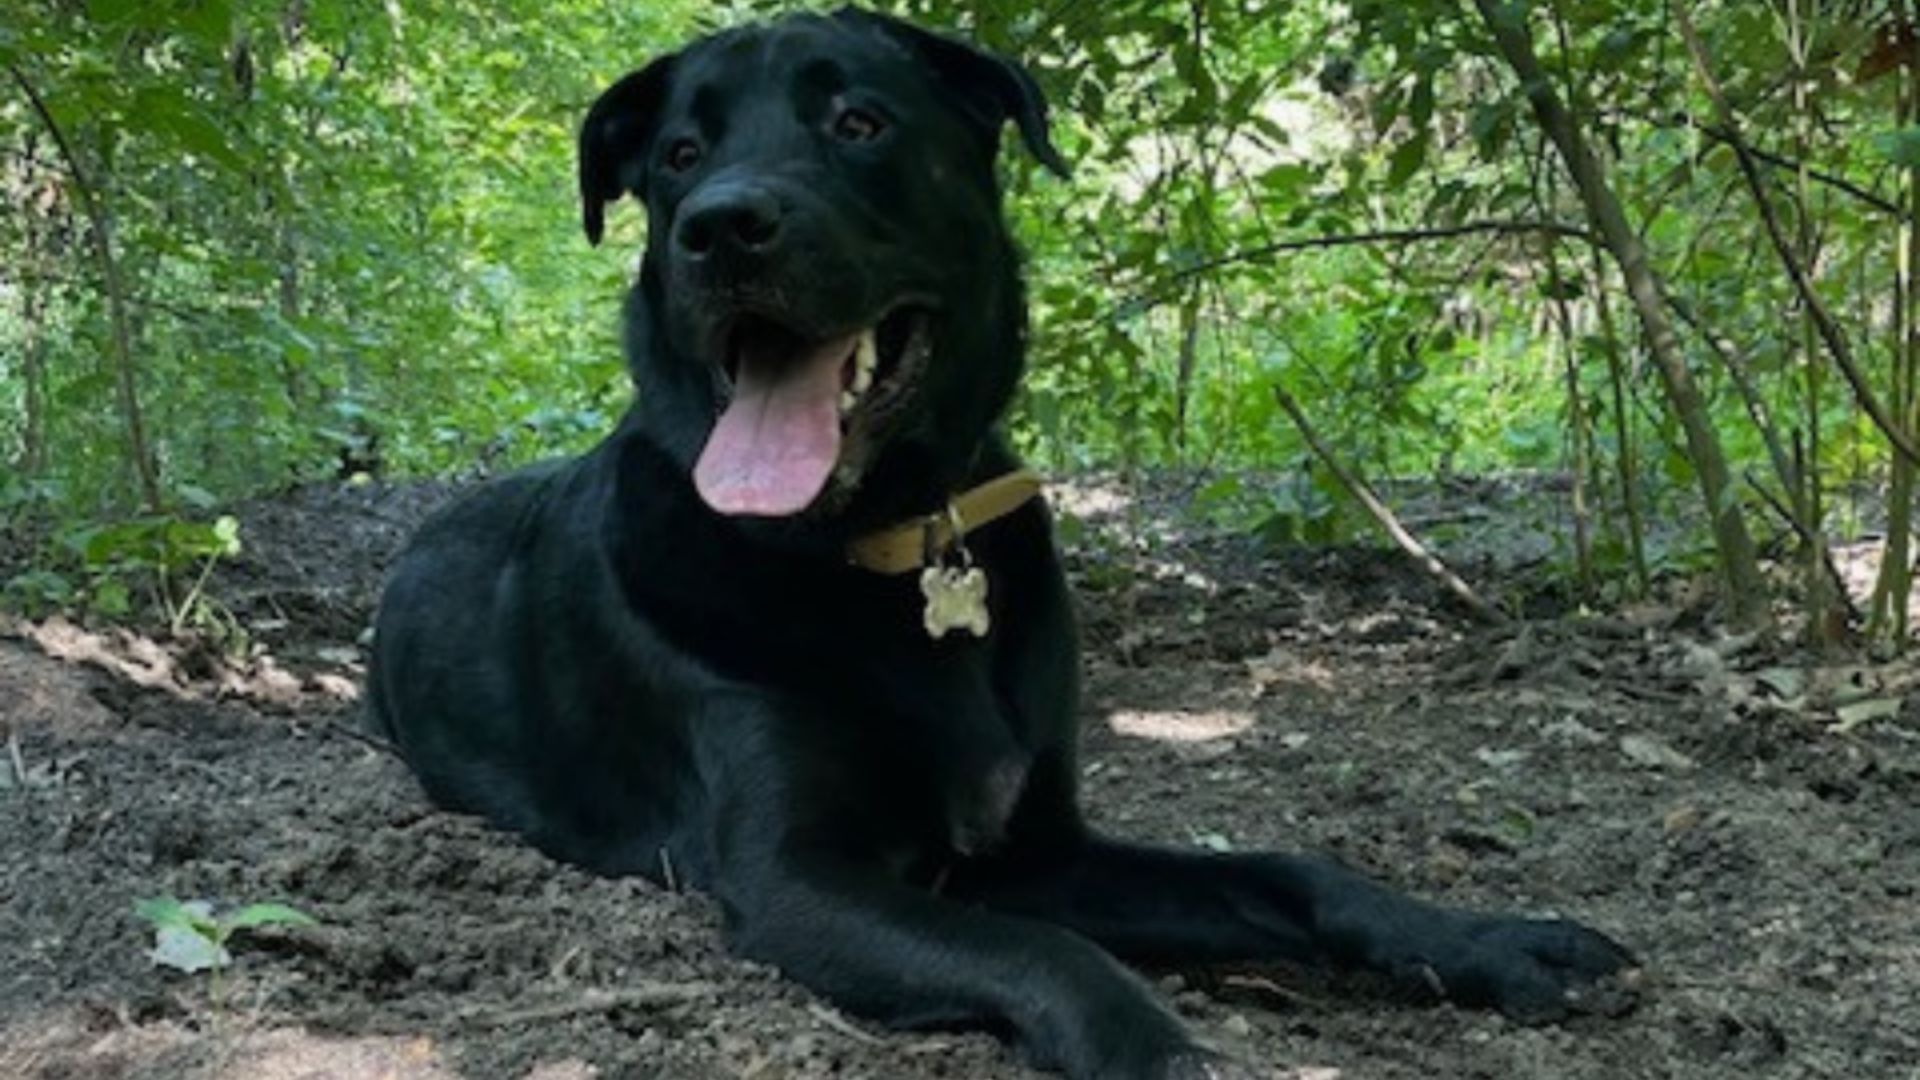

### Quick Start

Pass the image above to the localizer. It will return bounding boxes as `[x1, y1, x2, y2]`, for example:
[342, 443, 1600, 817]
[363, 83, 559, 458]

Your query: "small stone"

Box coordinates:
[1663, 804, 1701, 834]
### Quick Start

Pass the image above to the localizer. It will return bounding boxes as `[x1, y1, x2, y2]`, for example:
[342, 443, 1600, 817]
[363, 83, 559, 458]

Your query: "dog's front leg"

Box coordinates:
[953, 836, 1635, 1023]
[709, 843, 1257, 1080]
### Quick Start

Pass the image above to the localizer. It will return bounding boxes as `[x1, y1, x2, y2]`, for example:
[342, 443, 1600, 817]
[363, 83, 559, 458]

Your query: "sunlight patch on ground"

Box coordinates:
[210, 1030, 460, 1080]
[1048, 476, 1134, 520]
[1107, 707, 1256, 743]
[1244, 648, 1339, 694]
[1141, 555, 1220, 593]
[1830, 539, 1920, 623]
[11, 616, 361, 710]
[0, 1010, 509, 1080]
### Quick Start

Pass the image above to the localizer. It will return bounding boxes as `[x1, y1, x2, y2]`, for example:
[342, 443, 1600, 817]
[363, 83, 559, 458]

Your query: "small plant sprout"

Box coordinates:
[134, 896, 316, 976]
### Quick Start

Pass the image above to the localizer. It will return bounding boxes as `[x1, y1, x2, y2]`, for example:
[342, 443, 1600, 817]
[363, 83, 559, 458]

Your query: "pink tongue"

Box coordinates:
[694, 333, 858, 516]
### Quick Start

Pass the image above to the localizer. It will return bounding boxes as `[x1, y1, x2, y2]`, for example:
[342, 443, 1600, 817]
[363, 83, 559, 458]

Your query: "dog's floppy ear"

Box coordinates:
[842, 10, 1070, 179]
[578, 54, 677, 246]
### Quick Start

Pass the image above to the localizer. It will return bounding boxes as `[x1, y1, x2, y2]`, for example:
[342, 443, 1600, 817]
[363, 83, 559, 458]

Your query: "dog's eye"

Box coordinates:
[664, 139, 703, 173]
[833, 108, 886, 143]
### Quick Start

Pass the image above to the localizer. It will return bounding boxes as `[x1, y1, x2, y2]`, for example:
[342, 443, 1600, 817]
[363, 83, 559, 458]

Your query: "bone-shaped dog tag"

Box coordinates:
[921, 565, 990, 639]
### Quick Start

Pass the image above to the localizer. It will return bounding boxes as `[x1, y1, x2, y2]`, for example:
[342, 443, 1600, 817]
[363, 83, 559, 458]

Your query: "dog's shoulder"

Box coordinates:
[407, 457, 594, 552]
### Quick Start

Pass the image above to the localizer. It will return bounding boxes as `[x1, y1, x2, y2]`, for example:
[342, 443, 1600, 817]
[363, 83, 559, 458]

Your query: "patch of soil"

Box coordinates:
[3, 477, 1918, 1079]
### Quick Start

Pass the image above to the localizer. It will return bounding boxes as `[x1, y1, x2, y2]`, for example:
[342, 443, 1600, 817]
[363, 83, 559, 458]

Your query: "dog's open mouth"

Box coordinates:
[692, 305, 932, 517]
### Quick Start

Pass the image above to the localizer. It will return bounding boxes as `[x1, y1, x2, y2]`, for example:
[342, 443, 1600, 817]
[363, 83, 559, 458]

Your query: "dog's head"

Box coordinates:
[579, 9, 1065, 524]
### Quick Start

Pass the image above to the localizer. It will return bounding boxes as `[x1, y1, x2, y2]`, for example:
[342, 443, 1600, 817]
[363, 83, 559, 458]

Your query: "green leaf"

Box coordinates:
[181, 0, 234, 47]
[135, 896, 218, 934]
[86, 0, 147, 26]
[1386, 131, 1430, 188]
[1408, 76, 1434, 129]
[92, 579, 132, 617]
[211, 515, 243, 556]
[1469, 101, 1513, 160]
[1872, 127, 1920, 169]
[1371, 85, 1404, 136]
[131, 88, 246, 172]
[151, 924, 230, 973]
[134, 896, 190, 927]
[219, 902, 317, 933]
[1540, 278, 1583, 302]
[6, 570, 76, 612]
[1222, 73, 1265, 124]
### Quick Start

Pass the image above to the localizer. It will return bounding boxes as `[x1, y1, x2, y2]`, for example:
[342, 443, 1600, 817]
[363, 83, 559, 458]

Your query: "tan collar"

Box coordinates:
[846, 469, 1045, 574]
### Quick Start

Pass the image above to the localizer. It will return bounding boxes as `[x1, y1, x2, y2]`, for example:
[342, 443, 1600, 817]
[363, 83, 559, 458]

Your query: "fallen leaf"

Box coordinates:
[151, 924, 229, 973]
[1491, 629, 1538, 681]
[1474, 747, 1531, 769]
[1754, 667, 1805, 700]
[1542, 716, 1605, 746]
[1832, 696, 1902, 734]
[1619, 734, 1696, 772]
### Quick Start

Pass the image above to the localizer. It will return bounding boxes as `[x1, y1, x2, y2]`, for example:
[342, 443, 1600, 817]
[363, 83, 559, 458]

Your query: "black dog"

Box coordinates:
[369, 10, 1632, 1078]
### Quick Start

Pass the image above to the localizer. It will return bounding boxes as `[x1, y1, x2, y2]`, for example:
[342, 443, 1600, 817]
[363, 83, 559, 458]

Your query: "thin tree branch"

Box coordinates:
[1673, 3, 1920, 469]
[1612, 107, 1903, 217]
[1272, 386, 1508, 625]
[1121, 218, 1594, 315]
[8, 62, 163, 512]
[1744, 472, 1860, 625]
[3, 269, 238, 323]
[455, 982, 719, 1030]
[1664, 293, 1799, 497]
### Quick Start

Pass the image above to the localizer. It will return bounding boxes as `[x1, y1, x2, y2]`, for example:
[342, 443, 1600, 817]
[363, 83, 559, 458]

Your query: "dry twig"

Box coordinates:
[456, 981, 718, 1030]
[1272, 387, 1507, 626]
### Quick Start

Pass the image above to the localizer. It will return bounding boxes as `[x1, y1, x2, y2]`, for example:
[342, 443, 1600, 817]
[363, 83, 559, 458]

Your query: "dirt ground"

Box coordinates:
[2, 476, 1918, 1080]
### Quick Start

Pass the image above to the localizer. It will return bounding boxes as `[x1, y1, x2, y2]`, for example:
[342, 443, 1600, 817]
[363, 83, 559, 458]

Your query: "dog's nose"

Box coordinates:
[674, 184, 785, 260]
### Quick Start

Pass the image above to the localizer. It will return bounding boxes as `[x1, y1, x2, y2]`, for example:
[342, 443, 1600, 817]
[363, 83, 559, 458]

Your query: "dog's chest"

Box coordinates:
[946, 747, 1029, 856]
[840, 638, 1033, 859]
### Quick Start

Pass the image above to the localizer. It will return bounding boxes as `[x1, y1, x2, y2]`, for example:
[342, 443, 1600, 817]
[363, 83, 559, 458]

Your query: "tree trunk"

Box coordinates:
[20, 282, 49, 479]
[1590, 248, 1650, 595]
[1174, 289, 1201, 455]
[1783, 0, 1845, 645]
[1871, 22, 1920, 646]
[1474, 0, 1767, 625]
[10, 65, 162, 513]
[1543, 234, 1593, 597]
[277, 223, 304, 409]
[17, 164, 50, 479]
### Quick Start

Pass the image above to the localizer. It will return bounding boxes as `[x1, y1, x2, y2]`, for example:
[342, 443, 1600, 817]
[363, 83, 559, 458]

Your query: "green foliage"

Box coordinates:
[5, 507, 242, 635]
[2, 0, 694, 511]
[1192, 471, 1361, 548]
[1872, 126, 1920, 169]
[135, 895, 316, 975]
[2, 0, 1915, 621]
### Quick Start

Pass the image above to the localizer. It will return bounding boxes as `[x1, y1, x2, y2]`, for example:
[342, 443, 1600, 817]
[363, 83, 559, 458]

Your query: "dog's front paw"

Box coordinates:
[1401, 912, 1640, 1023]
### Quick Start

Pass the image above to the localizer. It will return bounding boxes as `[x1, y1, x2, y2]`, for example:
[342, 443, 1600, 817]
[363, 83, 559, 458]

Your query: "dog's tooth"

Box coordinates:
[855, 331, 878, 392]
[839, 391, 858, 416]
